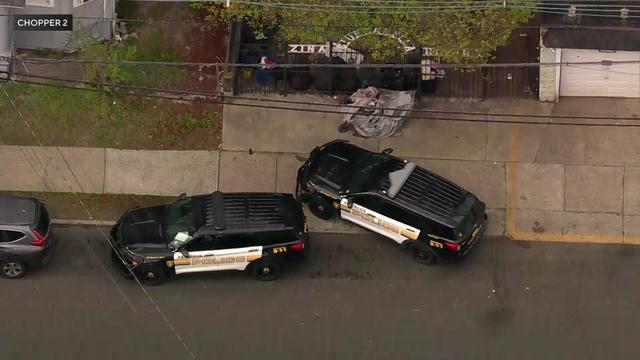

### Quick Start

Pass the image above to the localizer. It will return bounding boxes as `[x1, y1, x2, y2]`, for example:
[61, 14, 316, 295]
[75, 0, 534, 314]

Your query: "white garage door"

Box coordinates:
[560, 49, 640, 98]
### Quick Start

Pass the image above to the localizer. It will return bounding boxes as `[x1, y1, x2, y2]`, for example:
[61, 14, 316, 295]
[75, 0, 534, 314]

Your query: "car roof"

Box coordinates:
[0, 195, 38, 225]
[379, 159, 470, 227]
[193, 192, 297, 232]
[315, 141, 471, 228]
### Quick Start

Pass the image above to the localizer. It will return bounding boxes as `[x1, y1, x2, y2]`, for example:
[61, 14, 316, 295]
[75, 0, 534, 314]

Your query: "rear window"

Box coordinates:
[34, 204, 50, 237]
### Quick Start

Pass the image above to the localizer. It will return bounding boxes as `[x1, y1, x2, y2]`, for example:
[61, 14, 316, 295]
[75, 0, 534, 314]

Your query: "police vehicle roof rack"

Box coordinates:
[222, 193, 287, 229]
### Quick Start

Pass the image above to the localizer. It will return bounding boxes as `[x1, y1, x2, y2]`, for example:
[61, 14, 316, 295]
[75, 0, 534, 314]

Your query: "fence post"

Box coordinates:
[417, 46, 423, 95]
[282, 43, 289, 96]
[329, 40, 334, 96]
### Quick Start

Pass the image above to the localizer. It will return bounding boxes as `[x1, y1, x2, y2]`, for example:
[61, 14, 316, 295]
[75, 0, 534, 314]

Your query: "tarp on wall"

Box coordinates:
[341, 86, 415, 139]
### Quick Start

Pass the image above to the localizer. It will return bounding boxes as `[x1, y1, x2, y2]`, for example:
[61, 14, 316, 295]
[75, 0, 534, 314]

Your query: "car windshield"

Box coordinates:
[163, 198, 197, 244]
[348, 153, 395, 193]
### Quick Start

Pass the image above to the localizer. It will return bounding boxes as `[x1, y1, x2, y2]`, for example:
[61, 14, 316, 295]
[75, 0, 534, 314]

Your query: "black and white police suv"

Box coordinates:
[296, 140, 487, 265]
[109, 191, 308, 285]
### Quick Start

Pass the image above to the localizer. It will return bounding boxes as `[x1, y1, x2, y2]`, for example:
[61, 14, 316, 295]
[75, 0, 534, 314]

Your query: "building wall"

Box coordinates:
[0, 7, 11, 79]
[12, 0, 112, 50]
[538, 46, 558, 102]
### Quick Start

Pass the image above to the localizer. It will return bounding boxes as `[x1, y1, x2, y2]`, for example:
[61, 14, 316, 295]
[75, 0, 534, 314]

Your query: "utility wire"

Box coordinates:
[4, 72, 640, 127]
[5, 56, 640, 69]
[0, 83, 197, 359]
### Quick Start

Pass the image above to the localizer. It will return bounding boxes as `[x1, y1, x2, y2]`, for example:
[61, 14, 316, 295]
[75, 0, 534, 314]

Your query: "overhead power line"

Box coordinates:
[5, 56, 640, 69]
[0, 83, 197, 360]
[4, 72, 640, 127]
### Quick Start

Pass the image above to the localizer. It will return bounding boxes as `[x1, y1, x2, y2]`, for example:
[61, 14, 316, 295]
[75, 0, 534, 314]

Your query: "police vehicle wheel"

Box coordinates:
[1, 258, 27, 279]
[411, 245, 439, 266]
[253, 260, 282, 281]
[135, 264, 167, 286]
[111, 250, 133, 279]
[308, 195, 335, 220]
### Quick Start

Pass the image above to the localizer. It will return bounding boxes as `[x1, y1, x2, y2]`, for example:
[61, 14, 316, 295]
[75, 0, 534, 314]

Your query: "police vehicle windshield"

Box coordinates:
[348, 153, 395, 193]
[164, 198, 197, 242]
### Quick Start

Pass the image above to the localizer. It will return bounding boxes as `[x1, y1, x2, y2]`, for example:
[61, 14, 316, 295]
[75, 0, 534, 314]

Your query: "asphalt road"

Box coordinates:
[2, 226, 640, 360]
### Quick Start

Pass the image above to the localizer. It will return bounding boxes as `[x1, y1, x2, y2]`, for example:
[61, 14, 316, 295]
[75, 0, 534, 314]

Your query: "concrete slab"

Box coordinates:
[623, 215, 640, 237]
[531, 127, 640, 167]
[565, 165, 623, 213]
[623, 215, 640, 244]
[507, 163, 564, 211]
[485, 208, 505, 236]
[562, 212, 622, 236]
[381, 119, 487, 160]
[276, 153, 306, 194]
[409, 158, 506, 209]
[486, 123, 544, 163]
[218, 151, 276, 192]
[0, 146, 105, 193]
[623, 167, 640, 215]
[105, 149, 218, 196]
[514, 209, 564, 235]
[222, 95, 378, 153]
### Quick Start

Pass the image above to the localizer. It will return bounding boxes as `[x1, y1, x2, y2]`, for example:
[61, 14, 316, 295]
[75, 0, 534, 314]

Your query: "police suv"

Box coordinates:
[109, 192, 308, 285]
[296, 140, 487, 264]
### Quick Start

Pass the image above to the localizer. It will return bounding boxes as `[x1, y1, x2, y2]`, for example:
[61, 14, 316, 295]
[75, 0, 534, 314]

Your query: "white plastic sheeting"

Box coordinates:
[341, 86, 415, 139]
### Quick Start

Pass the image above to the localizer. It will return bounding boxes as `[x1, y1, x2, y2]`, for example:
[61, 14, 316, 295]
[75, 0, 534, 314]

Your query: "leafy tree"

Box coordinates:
[196, 0, 534, 63]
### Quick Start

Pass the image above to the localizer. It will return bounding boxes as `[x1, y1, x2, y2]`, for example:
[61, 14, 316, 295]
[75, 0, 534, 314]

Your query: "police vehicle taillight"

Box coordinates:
[444, 242, 460, 252]
[290, 242, 305, 251]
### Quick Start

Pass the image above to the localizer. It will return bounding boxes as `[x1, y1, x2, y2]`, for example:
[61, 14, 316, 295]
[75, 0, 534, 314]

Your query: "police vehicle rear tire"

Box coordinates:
[252, 259, 282, 281]
[135, 264, 167, 286]
[410, 244, 439, 266]
[308, 195, 335, 220]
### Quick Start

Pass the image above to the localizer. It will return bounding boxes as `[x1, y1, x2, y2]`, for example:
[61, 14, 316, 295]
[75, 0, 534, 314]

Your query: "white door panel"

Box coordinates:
[560, 49, 640, 98]
[174, 246, 262, 275]
[340, 198, 420, 244]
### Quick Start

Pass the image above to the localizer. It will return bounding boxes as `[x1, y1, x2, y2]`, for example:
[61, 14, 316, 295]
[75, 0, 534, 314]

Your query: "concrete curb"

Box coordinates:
[52, 219, 116, 226]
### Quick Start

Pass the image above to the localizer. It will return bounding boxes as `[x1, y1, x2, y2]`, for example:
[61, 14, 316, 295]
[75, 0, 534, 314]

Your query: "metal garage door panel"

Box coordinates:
[560, 49, 640, 98]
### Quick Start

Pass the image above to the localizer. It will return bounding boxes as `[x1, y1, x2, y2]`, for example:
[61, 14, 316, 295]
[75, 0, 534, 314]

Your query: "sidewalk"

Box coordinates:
[222, 95, 640, 244]
[3, 95, 640, 242]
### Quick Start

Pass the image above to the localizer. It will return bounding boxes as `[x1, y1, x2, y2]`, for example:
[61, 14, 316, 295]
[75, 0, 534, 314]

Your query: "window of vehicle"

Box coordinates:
[351, 194, 383, 212]
[378, 201, 423, 229]
[216, 234, 257, 250]
[35, 205, 50, 238]
[430, 221, 455, 240]
[0, 230, 25, 243]
[348, 154, 395, 193]
[184, 235, 215, 252]
[164, 198, 197, 242]
[73, 0, 92, 7]
[25, 0, 54, 7]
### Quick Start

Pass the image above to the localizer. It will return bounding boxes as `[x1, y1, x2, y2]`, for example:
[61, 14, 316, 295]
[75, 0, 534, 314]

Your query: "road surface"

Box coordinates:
[2, 226, 639, 359]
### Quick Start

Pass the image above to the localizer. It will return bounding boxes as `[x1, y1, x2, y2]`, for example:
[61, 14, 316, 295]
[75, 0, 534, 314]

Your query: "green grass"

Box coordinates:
[0, 191, 173, 221]
[0, 83, 222, 150]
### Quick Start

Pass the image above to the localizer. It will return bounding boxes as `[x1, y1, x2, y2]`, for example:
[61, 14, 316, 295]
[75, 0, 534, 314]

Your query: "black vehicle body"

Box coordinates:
[296, 140, 487, 263]
[109, 191, 308, 285]
[0, 195, 55, 279]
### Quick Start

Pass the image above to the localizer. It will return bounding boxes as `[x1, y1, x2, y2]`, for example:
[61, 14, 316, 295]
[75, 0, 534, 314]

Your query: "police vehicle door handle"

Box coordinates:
[248, 249, 259, 252]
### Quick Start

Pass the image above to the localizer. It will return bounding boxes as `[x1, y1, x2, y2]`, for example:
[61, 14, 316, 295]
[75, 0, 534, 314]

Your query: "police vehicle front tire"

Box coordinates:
[308, 195, 335, 220]
[135, 264, 167, 286]
[252, 259, 282, 281]
[410, 244, 439, 266]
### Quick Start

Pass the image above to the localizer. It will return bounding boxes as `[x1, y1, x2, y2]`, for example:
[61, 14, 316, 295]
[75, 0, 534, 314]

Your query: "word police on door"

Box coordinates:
[14, 15, 73, 31]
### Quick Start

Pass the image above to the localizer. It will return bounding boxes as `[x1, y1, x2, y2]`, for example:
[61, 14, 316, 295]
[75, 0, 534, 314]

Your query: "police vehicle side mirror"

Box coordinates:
[346, 198, 354, 208]
[381, 148, 393, 155]
[178, 192, 187, 200]
[180, 250, 189, 258]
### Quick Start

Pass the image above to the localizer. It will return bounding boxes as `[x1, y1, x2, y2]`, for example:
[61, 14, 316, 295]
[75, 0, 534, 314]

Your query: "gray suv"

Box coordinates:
[0, 195, 54, 279]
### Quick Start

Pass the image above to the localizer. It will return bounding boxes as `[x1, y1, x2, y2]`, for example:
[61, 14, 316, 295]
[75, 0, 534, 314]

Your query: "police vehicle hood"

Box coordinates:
[119, 205, 171, 256]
